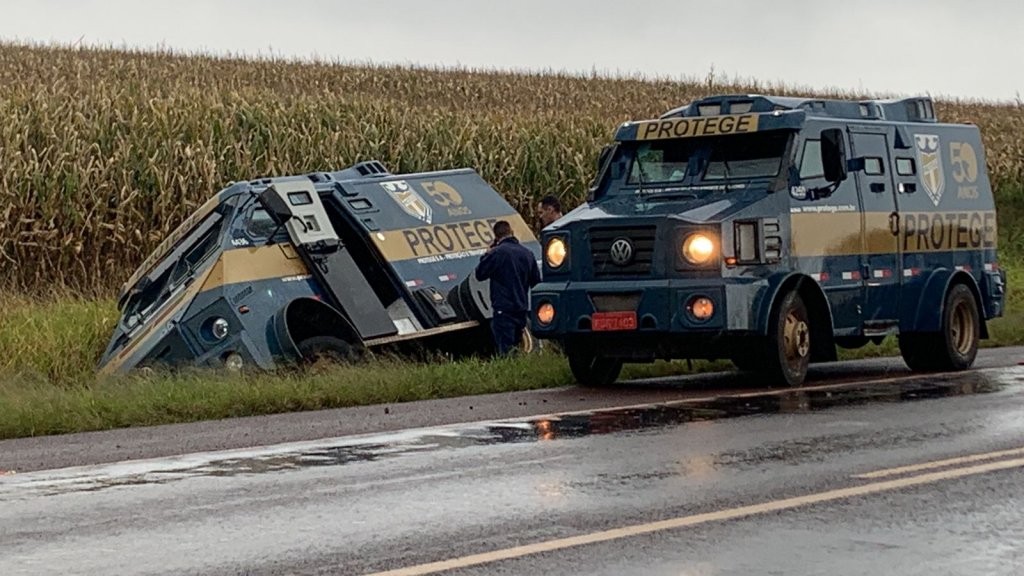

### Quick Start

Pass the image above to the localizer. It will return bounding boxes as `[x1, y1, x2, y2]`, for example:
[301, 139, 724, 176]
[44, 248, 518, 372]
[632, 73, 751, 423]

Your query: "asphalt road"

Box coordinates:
[2, 350, 1024, 575]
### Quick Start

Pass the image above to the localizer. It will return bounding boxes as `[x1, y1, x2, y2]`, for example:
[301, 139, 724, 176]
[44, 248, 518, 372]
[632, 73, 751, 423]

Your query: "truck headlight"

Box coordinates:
[206, 317, 230, 341]
[545, 237, 567, 269]
[687, 296, 715, 321]
[681, 233, 716, 265]
[536, 302, 556, 325]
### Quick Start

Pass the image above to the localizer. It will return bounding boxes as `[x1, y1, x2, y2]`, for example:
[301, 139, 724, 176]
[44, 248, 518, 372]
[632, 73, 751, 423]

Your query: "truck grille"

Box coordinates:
[589, 226, 657, 277]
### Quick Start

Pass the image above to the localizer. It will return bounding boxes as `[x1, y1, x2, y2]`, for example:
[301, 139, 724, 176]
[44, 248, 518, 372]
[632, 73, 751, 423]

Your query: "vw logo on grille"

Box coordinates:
[609, 238, 635, 266]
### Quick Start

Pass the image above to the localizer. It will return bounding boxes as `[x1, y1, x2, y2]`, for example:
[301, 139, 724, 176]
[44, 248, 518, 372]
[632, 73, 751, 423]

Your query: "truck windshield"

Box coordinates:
[626, 131, 791, 187]
[120, 202, 232, 330]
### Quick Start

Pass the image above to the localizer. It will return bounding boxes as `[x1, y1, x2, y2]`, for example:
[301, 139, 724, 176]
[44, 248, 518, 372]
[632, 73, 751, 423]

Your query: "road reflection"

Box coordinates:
[2, 367, 1018, 498]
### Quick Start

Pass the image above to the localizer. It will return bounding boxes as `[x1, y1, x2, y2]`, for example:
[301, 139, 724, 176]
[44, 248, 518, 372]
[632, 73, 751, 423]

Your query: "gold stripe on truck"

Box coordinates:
[371, 215, 536, 263]
[790, 210, 997, 257]
[207, 244, 310, 289]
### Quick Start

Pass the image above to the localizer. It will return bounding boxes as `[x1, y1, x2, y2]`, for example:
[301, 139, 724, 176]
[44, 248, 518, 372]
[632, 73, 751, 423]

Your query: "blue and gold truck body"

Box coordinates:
[99, 162, 539, 375]
[530, 95, 1006, 386]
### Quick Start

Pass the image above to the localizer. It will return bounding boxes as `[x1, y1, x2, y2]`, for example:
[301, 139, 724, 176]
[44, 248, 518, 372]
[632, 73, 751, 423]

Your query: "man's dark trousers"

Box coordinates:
[491, 310, 527, 355]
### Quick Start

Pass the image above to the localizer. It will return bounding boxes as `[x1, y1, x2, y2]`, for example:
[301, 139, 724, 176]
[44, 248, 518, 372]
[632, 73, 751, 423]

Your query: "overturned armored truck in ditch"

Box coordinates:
[98, 161, 540, 374]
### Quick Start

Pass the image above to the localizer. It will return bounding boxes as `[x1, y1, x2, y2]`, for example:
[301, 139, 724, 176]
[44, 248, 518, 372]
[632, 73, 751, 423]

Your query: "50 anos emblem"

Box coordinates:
[915, 134, 945, 207]
[381, 180, 433, 224]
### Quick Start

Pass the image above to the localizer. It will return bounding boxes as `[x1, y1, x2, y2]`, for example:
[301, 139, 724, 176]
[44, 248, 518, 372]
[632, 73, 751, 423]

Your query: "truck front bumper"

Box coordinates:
[530, 277, 769, 350]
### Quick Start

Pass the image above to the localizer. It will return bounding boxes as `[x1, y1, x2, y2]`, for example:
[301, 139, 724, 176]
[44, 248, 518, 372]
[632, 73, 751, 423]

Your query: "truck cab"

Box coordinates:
[531, 94, 1006, 386]
[99, 161, 539, 375]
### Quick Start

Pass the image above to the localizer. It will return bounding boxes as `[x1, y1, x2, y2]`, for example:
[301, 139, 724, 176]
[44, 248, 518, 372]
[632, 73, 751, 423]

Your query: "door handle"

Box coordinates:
[888, 211, 900, 236]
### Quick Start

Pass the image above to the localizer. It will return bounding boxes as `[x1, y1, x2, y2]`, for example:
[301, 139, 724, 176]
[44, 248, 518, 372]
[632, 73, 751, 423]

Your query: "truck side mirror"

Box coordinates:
[258, 186, 295, 226]
[588, 144, 618, 201]
[820, 128, 848, 183]
[596, 144, 614, 172]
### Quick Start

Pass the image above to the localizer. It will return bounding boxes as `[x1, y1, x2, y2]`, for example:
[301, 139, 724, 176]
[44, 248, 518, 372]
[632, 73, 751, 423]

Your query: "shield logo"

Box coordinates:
[609, 238, 634, 266]
[915, 134, 945, 206]
[381, 180, 432, 224]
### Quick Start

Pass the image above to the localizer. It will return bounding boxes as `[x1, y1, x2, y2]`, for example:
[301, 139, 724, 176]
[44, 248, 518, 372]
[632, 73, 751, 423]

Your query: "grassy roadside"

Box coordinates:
[0, 260, 1020, 440]
[0, 345, 733, 440]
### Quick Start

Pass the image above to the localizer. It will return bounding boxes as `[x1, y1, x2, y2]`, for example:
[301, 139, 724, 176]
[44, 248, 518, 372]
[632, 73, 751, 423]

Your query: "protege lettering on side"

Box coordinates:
[636, 114, 760, 141]
[401, 218, 498, 257]
[901, 211, 997, 252]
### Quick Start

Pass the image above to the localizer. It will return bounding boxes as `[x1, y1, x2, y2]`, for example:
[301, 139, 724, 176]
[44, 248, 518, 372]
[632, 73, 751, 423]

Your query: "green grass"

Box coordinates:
[0, 296, 118, 385]
[0, 354, 565, 439]
[0, 259, 1020, 440]
[0, 348, 736, 439]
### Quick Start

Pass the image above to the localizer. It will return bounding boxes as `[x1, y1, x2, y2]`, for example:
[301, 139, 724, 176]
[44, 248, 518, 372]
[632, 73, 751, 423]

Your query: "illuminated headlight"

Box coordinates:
[536, 302, 556, 325]
[681, 233, 716, 265]
[545, 237, 567, 268]
[207, 317, 230, 341]
[687, 296, 715, 321]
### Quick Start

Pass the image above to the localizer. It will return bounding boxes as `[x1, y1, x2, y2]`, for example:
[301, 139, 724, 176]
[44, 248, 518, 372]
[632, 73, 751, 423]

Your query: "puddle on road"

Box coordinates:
[2, 367, 1021, 497]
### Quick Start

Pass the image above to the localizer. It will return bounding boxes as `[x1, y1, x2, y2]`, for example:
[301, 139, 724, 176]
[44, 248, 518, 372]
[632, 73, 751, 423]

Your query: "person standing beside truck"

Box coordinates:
[537, 195, 563, 229]
[475, 220, 542, 355]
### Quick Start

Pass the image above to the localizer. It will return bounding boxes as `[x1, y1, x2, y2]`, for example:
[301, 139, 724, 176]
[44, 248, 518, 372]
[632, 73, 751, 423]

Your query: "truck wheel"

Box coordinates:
[899, 283, 979, 372]
[567, 348, 623, 387]
[763, 291, 811, 386]
[297, 336, 360, 365]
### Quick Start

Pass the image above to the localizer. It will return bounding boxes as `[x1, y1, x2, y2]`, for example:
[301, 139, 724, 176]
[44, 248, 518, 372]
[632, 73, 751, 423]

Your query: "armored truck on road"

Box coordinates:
[530, 94, 1006, 387]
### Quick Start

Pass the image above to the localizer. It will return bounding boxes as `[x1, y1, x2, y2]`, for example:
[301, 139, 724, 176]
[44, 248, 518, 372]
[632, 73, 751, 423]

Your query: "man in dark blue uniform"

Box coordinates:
[475, 220, 542, 355]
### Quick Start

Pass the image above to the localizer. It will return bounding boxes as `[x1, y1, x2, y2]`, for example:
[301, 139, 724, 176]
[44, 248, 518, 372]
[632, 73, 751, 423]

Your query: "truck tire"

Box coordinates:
[456, 275, 493, 322]
[297, 336, 360, 365]
[567, 346, 623, 387]
[899, 283, 979, 372]
[763, 291, 811, 386]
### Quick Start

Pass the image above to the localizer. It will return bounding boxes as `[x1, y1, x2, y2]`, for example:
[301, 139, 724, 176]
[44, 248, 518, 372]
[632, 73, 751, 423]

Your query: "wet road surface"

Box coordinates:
[2, 347, 1021, 473]
[3, 359, 1024, 574]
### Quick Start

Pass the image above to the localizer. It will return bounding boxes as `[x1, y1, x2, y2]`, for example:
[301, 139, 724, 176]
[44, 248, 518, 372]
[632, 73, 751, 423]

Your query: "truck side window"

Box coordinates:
[247, 207, 279, 238]
[896, 158, 916, 175]
[799, 140, 824, 179]
[864, 157, 884, 175]
[170, 217, 225, 286]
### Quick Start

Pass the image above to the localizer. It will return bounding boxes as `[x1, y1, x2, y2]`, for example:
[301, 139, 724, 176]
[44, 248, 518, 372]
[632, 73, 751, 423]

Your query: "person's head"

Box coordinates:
[492, 220, 513, 244]
[538, 195, 563, 227]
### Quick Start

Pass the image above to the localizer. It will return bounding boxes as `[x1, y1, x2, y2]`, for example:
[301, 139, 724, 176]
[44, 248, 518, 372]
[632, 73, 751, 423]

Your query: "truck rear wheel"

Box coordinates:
[297, 336, 361, 365]
[899, 283, 979, 372]
[763, 291, 811, 387]
[566, 345, 623, 387]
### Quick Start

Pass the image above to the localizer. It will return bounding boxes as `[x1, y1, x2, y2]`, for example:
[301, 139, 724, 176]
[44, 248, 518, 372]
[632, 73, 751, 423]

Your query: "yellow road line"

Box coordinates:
[365, 456, 1024, 576]
[853, 446, 1024, 479]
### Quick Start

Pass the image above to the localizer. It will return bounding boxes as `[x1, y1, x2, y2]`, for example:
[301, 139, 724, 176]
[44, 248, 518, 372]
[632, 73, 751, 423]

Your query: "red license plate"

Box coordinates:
[592, 311, 638, 331]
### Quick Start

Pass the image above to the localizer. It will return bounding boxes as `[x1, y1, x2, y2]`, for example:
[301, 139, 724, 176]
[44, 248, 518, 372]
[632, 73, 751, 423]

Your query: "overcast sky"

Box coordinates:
[2, 0, 1020, 101]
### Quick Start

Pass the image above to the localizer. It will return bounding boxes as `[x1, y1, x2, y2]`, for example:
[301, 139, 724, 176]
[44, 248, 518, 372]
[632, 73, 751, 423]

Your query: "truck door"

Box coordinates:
[850, 130, 902, 330]
[259, 180, 397, 340]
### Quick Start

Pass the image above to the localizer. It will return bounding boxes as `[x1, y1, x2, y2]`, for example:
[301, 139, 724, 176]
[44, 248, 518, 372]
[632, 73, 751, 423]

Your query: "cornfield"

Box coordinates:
[2, 42, 1023, 295]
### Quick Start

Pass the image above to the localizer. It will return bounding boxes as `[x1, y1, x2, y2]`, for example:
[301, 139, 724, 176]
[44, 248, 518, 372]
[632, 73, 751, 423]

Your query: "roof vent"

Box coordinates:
[354, 160, 390, 176]
[904, 98, 936, 122]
